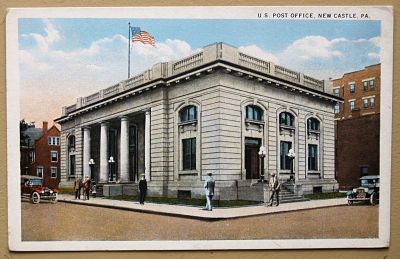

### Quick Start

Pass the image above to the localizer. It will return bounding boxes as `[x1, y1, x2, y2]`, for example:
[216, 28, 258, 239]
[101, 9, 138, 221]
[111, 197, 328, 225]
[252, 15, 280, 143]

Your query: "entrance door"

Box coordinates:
[245, 138, 261, 179]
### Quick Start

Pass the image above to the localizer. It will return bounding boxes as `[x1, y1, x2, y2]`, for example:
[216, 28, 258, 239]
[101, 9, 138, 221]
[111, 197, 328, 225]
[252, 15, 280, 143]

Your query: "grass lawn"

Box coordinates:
[107, 195, 261, 207]
[304, 192, 346, 200]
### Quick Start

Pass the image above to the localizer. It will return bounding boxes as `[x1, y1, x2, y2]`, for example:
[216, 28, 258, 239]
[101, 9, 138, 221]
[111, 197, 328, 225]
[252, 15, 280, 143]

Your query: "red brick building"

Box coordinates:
[20, 121, 61, 188]
[332, 64, 380, 189]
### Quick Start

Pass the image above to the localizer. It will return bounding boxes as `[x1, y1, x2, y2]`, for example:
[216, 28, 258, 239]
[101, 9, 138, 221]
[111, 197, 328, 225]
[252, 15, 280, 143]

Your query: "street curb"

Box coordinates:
[58, 198, 348, 221]
[58, 199, 221, 221]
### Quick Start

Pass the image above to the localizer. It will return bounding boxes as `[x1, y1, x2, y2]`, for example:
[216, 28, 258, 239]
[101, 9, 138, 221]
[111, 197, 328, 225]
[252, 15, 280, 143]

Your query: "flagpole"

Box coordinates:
[128, 22, 131, 79]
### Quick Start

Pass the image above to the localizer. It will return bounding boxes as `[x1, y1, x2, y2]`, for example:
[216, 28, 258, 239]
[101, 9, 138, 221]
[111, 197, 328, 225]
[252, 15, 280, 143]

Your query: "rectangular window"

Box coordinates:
[363, 99, 369, 109]
[333, 88, 340, 97]
[363, 81, 368, 91]
[69, 155, 76, 175]
[370, 80, 375, 90]
[51, 167, 57, 178]
[48, 136, 60, 146]
[349, 101, 355, 112]
[334, 103, 340, 114]
[308, 144, 318, 171]
[370, 97, 375, 108]
[182, 138, 196, 170]
[360, 166, 369, 177]
[51, 151, 58, 162]
[28, 151, 35, 163]
[349, 83, 355, 93]
[280, 141, 292, 170]
[37, 166, 43, 178]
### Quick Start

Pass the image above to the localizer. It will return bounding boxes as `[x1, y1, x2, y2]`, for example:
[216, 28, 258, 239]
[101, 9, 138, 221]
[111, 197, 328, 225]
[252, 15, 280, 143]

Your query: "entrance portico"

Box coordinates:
[76, 111, 149, 185]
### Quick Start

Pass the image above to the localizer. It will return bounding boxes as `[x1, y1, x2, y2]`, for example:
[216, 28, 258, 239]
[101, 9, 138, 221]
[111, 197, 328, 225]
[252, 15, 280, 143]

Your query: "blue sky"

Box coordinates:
[18, 18, 381, 124]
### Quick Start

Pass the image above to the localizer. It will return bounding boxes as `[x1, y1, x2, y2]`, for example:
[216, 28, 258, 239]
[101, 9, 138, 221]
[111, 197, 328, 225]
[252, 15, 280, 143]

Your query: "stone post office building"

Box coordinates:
[55, 42, 340, 200]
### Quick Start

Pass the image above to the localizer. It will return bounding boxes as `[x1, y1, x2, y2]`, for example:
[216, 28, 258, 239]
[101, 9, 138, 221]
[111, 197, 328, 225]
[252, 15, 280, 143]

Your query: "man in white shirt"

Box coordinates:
[268, 172, 280, 206]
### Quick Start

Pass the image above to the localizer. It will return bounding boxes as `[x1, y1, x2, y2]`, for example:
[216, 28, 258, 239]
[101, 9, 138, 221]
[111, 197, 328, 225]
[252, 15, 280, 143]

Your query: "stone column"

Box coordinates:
[83, 127, 91, 179]
[99, 122, 109, 183]
[120, 116, 130, 182]
[145, 110, 151, 181]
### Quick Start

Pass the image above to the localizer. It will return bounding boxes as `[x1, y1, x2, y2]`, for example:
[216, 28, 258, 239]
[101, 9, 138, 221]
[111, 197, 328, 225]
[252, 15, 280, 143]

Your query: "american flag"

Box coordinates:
[131, 26, 155, 46]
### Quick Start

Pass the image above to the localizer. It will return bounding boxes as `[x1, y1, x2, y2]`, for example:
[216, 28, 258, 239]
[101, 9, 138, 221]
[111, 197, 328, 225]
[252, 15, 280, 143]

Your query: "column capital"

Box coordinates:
[120, 115, 129, 121]
[143, 108, 151, 115]
[82, 126, 91, 130]
[100, 121, 110, 126]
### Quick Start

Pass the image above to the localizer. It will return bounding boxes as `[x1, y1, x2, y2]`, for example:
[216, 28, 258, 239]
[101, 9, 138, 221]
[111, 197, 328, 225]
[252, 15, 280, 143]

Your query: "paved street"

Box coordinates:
[21, 200, 378, 241]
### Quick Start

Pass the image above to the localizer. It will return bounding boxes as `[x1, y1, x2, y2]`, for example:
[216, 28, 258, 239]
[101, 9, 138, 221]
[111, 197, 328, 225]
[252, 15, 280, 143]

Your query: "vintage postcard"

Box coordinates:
[6, 6, 393, 251]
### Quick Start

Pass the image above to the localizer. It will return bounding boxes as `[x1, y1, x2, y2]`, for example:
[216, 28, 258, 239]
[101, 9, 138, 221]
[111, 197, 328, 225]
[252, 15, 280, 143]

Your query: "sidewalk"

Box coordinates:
[58, 194, 347, 220]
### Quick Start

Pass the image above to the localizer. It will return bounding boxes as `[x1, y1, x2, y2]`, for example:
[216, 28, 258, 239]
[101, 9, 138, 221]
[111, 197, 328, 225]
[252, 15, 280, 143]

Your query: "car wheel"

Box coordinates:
[51, 194, 58, 204]
[370, 193, 377, 206]
[31, 192, 40, 204]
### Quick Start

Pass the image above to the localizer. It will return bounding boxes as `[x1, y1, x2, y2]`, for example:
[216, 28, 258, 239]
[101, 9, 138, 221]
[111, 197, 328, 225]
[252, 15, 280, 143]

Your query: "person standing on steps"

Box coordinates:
[268, 172, 280, 206]
[138, 174, 147, 205]
[203, 172, 215, 211]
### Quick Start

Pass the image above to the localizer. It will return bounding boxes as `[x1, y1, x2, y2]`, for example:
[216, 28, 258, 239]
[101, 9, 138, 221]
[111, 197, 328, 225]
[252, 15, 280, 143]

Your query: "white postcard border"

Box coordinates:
[6, 6, 393, 251]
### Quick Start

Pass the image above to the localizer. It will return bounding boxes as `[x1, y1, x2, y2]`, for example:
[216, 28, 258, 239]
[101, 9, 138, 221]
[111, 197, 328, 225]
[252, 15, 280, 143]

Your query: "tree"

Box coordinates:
[20, 119, 34, 147]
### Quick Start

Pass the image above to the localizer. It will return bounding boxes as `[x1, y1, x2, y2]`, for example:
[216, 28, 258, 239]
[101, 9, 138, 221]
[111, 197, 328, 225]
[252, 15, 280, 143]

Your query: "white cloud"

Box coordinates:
[28, 19, 61, 51]
[238, 45, 279, 64]
[369, 36, 380, 47]
[368, 52, 380, 59]
[283, 36, 343, 60]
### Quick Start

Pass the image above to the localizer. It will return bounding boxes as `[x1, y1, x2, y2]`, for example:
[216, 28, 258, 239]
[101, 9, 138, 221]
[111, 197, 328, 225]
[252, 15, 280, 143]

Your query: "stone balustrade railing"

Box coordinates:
[238, 52, 270, 73]
[62, 42, 327, 116]
[172, 52, 203, 74]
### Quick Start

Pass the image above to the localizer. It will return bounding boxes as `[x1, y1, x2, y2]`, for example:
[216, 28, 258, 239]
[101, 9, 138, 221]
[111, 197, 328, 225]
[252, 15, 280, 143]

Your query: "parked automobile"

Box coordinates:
[347, 175, 379, 206]
[21, 175, 59, 204]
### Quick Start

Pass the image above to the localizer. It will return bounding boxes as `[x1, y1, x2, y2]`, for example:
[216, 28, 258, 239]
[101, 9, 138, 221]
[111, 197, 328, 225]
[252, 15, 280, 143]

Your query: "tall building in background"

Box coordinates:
[332, 64, 380, 189]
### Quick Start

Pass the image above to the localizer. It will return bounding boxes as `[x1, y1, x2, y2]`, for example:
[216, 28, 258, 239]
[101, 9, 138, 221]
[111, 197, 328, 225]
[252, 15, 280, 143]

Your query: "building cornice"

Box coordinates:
[55, 42, 342, 124]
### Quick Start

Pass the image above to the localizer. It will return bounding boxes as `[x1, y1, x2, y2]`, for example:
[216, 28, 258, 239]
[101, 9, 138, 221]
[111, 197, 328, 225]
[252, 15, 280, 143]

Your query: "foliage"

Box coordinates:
[20, 119, 35, 147]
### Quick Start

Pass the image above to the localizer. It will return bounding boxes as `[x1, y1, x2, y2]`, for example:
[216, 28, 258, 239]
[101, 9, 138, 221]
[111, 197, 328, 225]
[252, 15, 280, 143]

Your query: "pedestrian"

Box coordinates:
[268, 172, 280, 206]
[83, 176, 91, 200]
[203, 172, 215, 211]
[74, 176, 82, 200]
[138, 174, 147, 205]
[91, 181, 97, 198]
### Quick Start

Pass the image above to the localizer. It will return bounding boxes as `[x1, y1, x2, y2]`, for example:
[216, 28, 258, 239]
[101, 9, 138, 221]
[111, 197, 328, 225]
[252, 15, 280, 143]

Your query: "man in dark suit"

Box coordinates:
[268, 172, 280, 206]
[138, 174, 147, 205]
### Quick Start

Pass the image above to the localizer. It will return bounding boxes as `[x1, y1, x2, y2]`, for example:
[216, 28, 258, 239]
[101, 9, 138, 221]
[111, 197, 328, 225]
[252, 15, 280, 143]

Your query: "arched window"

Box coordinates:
[68, 135, 75, 150]
[245, 105, 263, 121]
[279, 112, 294, 127]
[179, 105, 197, 122]
[307, 118, 320, 131]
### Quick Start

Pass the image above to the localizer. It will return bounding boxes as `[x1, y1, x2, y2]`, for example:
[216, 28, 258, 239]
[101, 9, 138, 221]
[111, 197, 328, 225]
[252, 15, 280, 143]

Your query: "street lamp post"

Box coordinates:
[89, 158, 95, 181]
[108, 156, 115, 182]
[258, 146, 267, 182]
[288, 148, 296, 183]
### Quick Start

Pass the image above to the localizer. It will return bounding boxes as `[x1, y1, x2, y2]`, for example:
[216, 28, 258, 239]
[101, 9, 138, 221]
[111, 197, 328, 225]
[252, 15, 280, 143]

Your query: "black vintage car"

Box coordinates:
[21, 175, 59, 204]
[347, 175, 379, 206]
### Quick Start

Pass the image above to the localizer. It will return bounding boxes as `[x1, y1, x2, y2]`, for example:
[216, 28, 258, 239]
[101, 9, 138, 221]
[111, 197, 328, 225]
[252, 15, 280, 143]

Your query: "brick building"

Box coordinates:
[331, 64, 380, 189]
[20, 121, 61, 188]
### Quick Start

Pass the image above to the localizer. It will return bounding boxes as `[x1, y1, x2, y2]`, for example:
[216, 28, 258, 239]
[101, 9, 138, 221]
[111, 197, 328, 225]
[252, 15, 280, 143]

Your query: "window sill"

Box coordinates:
[279, 170, 292, 174]
[245, 119, 264, 125]
[280, 125, 295, 131]
[179, 170, 198, 175]
[307, 171, 320, 174]
[178, 120, 198, 126]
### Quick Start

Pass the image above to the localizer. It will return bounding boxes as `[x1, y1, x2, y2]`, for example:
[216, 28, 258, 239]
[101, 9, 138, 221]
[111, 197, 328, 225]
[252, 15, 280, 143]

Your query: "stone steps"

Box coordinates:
[278, 185, 310, 204]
